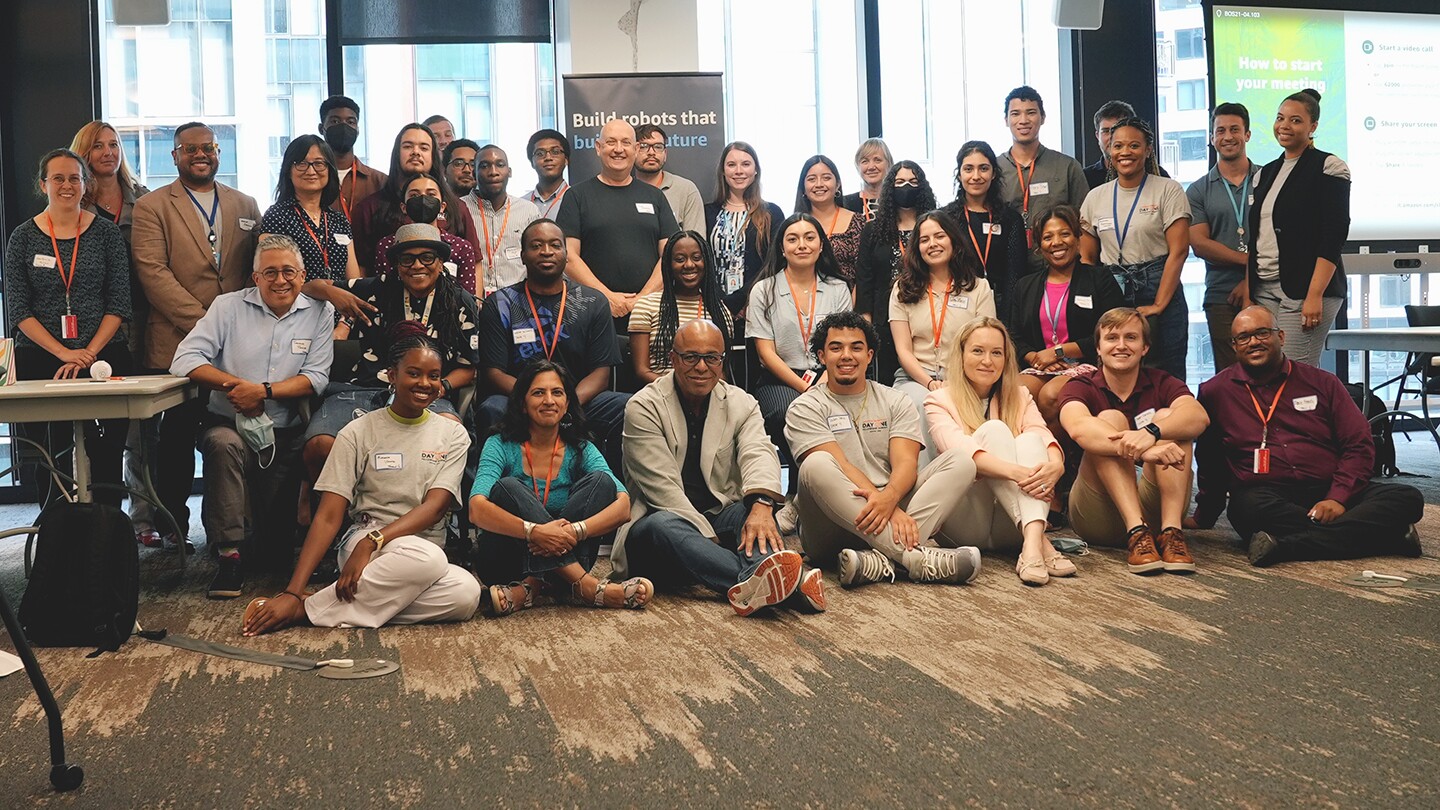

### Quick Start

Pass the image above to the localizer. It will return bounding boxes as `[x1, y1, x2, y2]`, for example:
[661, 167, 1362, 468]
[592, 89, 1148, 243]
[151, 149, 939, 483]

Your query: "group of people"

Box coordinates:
[3, 84, 1422, 636]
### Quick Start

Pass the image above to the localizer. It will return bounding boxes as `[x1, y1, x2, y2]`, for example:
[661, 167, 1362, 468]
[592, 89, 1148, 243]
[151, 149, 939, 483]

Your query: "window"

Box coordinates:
[1169, 130, 1208, 161]
[1176, 28, 1205, 60]
[1177, 79, 1206, 111]
[1159, 0, 1201, 10]
[1379, 275, 1412, 308]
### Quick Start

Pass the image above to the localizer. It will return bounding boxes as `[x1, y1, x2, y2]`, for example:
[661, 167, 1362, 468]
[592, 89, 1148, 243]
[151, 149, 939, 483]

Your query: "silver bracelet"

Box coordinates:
[523, 520, 536, 541]
[574, 520, 587, 541]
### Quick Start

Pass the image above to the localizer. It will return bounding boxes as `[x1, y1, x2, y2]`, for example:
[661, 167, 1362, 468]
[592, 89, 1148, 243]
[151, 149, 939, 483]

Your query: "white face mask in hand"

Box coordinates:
[235, 411, 277, 468]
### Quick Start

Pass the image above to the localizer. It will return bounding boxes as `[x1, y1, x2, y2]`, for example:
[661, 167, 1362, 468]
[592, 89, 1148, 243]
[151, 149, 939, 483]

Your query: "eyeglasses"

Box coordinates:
[892, 178, 920, 188]
[448, 159, 476, 170]
[1231, 327, 1279, 346]
[174, 143, 220, 156]
[532, 147, 566, 159]
[258, 268, 301, 281]
[47, 174, 84, 187]
[397, 252, 441, 268]
[672, 351, 725, 368]
[637, 143, 666, 153]
[291, 159, 328, 174]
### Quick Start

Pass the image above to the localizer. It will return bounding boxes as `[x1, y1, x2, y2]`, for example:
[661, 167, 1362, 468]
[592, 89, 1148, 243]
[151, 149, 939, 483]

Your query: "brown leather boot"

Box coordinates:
[1125, 526, 1165, 574]
[1156, 527, 1197, 573]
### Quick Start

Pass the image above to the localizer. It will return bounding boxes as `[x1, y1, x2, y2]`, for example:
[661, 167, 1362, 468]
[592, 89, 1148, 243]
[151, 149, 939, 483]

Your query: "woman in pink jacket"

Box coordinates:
[923, 317, 1076, 586]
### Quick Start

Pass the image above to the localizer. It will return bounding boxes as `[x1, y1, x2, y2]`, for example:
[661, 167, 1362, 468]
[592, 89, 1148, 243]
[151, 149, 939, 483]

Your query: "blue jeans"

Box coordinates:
[624, 502, 768, 595]
[473, 472, 616, 584]
[1109, 257, 1189, 383]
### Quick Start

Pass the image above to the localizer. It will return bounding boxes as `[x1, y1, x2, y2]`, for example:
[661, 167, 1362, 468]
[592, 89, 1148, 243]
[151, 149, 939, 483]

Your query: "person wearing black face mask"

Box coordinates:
[319, 95, 387, 222]
[855, 160, 937, 383]
[372, 175, 480, 295]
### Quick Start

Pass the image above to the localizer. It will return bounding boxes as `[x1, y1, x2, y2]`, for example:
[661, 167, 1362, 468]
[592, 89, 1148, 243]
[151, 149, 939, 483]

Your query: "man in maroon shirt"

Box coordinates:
[1189, 306, 1422, 566]
[1058, 308, 1211, 573]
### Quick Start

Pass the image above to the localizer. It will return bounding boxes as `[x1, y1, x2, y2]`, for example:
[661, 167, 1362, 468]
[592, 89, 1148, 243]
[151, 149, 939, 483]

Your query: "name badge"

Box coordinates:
[982, 222, 1002, 235]
[827, 413, 853, 433]
[1133, 408, 1156, 429]
[1029, 182, 1050, 196]
[1095, 217, 1116, 232]
[239, 218, 256, 231]
[291, 338, 311, 354]
[373, 452, 403, 470]
[470, 334, 479, 350]
[635, 202, 655, 214]
[1075, 295, 1094, 309]
[504, 245, 522, 260]
[61, 314, 79, 340]
[1293, 395, 1317, 412]
[334, 234, 352, 246]
[800, 369, 818, 387]
[950, 296, 970, 310]
[1253, 447, 1271, 474]
[33, 254, 57, 269]
[512, 327, 537, 344]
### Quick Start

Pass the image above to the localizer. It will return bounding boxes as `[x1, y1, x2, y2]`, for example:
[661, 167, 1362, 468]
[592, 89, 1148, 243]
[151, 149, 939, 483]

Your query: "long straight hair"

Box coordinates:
[711, 141, 773, 257]
[793, 154, 844, 214]
[69, 121, 140, 204]
[377, 124, 473, 241]
[754, 213, 847, 287]
[944, 317, 1026, 434]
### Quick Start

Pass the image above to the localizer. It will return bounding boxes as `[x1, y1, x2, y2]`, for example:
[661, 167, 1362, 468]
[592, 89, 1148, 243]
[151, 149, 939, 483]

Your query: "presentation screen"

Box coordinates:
[1211, 5, 1440, 241]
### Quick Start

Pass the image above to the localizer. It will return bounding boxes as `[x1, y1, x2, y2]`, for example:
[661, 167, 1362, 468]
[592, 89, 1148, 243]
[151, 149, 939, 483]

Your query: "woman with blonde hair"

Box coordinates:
[924, 317, 1074, 586]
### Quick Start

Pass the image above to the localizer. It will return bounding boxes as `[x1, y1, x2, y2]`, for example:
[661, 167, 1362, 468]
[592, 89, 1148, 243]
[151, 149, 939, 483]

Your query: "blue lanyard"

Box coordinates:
[1043, 281, 1070, 347]
[1222, 169, 1250, 238]
[183, 186, 221, 266]
[1111, 172, 1148, 263]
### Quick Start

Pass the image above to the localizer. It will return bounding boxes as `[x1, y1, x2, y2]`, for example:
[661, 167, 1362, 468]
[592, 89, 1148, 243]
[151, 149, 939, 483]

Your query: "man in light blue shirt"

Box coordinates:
[171, 234, 335, 598]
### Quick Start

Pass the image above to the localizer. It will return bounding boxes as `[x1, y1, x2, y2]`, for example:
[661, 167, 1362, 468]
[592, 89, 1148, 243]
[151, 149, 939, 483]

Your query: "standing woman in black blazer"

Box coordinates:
[1007, 205, 1123, 425]
[1247, 88, 1350, 367]
[940, 141, 1029, 316]
[855, 160, 937, 383]
[704, 141, 785, 319]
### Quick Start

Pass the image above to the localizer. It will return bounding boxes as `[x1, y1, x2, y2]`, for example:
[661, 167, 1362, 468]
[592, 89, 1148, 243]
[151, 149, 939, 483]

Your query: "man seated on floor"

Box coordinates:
[613, 319, 824, 616]
[170, 234, 335, 598]
[1057, 307, 1210, 574]
[786, 311, 983, 588]
[475, 219, 629, 466]
[1188, 306, 1424, 566]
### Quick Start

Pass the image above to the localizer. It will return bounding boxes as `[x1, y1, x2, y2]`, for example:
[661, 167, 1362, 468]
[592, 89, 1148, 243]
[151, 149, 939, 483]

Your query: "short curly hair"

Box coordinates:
[809, 310, 880, 362]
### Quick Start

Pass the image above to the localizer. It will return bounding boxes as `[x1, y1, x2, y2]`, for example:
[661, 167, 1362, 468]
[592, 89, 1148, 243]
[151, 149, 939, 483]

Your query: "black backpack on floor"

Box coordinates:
[19, 502, 139, 651]
[1343, 383, 1399, 478]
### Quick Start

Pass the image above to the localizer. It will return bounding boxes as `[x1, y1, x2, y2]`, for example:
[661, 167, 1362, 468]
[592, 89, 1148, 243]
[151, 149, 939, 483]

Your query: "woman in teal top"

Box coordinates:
[469, 359, 651, 616]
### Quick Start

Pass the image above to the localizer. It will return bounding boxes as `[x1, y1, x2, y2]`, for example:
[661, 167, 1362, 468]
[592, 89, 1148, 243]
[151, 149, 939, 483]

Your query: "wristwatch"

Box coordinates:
[263, 381, 273, 399]
[1143, 423, 1162, 442]
[1054, 346, 1067, 362]
[365, 528, 387, 550]
[746, 494, 777, 511]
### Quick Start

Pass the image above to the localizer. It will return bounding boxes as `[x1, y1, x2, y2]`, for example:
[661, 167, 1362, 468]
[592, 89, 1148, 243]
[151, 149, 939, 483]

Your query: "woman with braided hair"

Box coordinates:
[1078, 117, 1192, 381]
[628, 230, 734, 384]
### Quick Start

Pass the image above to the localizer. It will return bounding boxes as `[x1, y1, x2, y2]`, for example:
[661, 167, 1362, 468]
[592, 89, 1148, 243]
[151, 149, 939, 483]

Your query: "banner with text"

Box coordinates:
[561, 72, 725, 202]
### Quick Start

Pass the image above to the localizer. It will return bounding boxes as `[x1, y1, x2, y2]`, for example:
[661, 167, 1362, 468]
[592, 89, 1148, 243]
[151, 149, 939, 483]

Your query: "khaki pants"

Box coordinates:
[796, 447, 977, 568]
[937, 421, 1051, 551]
[304, 531, 481, 628]
[1068, 466, 1168, 547]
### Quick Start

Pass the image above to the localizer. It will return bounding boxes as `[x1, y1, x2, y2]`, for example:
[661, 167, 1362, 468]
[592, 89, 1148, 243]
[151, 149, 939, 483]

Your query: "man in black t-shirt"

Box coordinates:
[554, 119, 678, 321]
[476, 220, 628, 464]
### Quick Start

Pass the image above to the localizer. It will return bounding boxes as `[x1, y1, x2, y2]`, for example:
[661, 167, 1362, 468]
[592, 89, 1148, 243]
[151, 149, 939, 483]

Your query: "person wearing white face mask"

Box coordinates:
[171, 234, 335, 597]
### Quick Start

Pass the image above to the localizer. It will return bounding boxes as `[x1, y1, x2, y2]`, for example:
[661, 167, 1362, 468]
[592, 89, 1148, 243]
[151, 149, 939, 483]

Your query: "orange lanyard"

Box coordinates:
[966, 210, 993, 268]
[295, 205, 329, 271]
[538, 183, 569, 218]
[524, 283, 567, 360]
[44, 213, 80, 310]
[339, 167, 357, 220]
[860, 192, 876, 222]
[784, 271, 818, 345]
[927, 282, 950, 348]
[480, 198, 512, 271]
[1244, 364, 1290, 447]
[522, 436, 562, 506]
[826, 206, 840, 235]
[1015, 159, 1037, 214]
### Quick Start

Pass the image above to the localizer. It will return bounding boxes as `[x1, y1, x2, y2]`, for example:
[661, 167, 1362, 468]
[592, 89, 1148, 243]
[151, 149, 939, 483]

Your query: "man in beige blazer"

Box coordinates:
[131, 121, 260, 551]
[614, 320, 826, 617]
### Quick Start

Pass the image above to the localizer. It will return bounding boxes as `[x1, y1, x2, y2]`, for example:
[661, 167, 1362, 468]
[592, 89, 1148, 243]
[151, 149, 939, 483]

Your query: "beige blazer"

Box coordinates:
[130, 180, 261, 368]
[611, 374, 783, 577]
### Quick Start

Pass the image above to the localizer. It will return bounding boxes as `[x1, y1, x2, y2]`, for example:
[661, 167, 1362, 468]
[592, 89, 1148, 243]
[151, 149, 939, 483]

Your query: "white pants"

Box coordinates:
[304, 530, 481, 628]
[893, 369, 937, 467]
[937, 421, 1050, 551]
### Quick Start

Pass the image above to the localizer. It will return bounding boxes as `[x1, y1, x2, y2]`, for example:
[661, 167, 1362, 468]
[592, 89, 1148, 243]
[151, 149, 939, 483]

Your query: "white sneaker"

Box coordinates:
[775, 500, 799, 535]
[901, 546, 981, 584]
[837, 548, 896, 588]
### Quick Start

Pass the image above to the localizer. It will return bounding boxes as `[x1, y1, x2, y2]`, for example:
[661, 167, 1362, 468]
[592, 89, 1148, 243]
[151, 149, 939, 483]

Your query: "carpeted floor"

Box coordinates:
[2, 441, 1439, 807]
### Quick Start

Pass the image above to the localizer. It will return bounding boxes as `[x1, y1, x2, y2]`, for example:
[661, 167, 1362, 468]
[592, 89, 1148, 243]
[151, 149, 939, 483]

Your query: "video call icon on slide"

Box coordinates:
[1362, 40, 1374, 54]
[1364, 117, 1376, 131]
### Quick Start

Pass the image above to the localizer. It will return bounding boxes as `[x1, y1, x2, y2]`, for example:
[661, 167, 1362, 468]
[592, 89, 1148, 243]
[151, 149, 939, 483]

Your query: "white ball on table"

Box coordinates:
[90, 360, 112, 381]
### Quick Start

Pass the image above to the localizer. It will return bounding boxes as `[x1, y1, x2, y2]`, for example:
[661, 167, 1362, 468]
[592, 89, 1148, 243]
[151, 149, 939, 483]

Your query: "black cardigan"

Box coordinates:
[1247, 147, 1349, 300]
[854, 219, 902, 344]
[939, 201, 1029, 314]
[704, 200, 785, 315]
[1004, 263, 1124, 364]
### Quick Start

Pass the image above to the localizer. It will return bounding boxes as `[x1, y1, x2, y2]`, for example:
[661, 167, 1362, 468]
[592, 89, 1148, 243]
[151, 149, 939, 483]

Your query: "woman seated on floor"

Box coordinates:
[924, 317, 1076, 587]
[243, 328, 481, 635]
[469, 359, 650, 616]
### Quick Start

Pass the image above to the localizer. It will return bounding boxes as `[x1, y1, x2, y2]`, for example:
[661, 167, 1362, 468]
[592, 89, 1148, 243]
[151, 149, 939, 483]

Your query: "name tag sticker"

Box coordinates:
[373, 452, 403, 470]
[1133, 408, 1157, 429]
[1293, 395, 1317, 411]
[512, 327, 537, 344]
[1095, 217, 1116, 232]
[951, 296, 970, 310]
[827, 413, 853, 432]
[1075, 295, 1094, 309]
[1029, 182, 1050, 196]
[470, 334, 479, 350]
[33, 254, 57, 269]
[982, 222, 1002, 235]
[290, 338, 311, 354]
[334, 234, 352, 246]
[635, 202, 655, 214]
[239, 218, 256, 231]
[504, 245, 521, 260]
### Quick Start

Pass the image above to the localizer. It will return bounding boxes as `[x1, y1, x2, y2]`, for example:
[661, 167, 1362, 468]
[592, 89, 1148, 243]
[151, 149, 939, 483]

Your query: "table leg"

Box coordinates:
[70, 421, 90, 505]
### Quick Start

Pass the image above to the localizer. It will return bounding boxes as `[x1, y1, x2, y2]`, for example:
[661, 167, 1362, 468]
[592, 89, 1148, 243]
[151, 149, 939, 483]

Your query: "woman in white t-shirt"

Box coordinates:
[628, 230, 734, 384]
[243, 329, 481, 635]
[1079, 118, 1192, 382]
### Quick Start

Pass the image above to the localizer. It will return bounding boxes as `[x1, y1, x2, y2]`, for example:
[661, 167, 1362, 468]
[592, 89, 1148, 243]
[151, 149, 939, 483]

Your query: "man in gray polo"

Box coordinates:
[1186, 102, 1261, 372]
[996, 86, 1089, 273]
[171, 234, 335, 598]
[635, 123, 704, 233]
[462, 143, 541, 297]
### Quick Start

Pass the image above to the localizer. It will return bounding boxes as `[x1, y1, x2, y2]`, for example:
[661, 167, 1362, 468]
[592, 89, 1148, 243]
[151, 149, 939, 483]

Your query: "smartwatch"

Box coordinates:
[1054, 345, 1067, 362]
[365, 528, 387, 550]
[746, 494, 777, 511]
[1143, 423, 1162, 442]
[441, 378, 454, 399]
[263, 381, 273, 399]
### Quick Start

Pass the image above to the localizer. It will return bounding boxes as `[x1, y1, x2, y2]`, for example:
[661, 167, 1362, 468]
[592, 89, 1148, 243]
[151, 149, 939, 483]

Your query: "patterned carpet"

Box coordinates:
[3, 508, 1438, 808]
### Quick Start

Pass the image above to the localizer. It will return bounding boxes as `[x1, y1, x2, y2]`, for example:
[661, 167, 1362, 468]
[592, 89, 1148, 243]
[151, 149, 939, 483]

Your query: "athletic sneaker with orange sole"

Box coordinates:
[727, 550, 803, 617]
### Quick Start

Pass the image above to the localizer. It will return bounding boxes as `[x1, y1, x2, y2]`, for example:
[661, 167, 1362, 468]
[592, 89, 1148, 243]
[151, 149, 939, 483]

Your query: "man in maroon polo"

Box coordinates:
[1058, 307, 1211, 574]
[1189, 306, 1423, 566]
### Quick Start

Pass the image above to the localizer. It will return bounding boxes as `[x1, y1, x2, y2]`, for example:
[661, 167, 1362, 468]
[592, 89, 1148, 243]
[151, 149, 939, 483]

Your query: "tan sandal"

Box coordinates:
[1016, 557, 1050, 587]
[489, 582, 534, 617]
[575, 576, 653, 609]
[1042, 550, 1078, 577]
